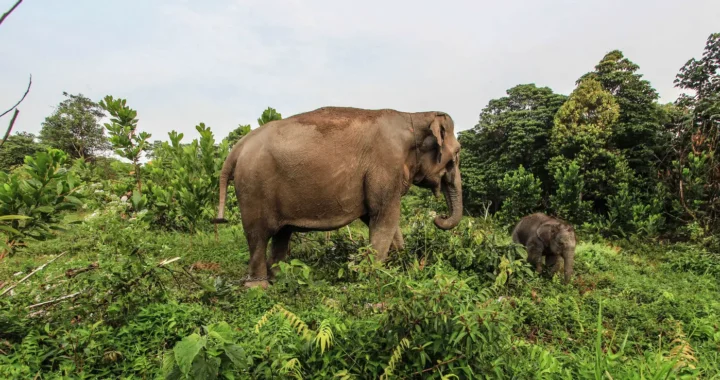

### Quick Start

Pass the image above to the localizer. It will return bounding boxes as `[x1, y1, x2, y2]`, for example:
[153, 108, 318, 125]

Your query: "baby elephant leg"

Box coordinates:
[526, 239, 545, 274]
[545, 254, 562, 277]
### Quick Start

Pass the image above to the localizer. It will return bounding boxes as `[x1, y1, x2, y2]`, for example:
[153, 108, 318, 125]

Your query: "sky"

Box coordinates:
[1, 0, 719, 144]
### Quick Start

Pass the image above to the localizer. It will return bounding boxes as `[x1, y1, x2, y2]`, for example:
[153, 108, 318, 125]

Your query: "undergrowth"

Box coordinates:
[1, 207, 718, 379]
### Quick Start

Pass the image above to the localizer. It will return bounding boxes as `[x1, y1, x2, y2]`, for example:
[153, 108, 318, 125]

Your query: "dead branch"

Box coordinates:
[0, 74, 32, 119]
[0, 108, 19, 148]
[65, 262, 99, 278]
[26, 291, 82, 310]
[0, 0, 23, 27]
[0, 251, 67, 297]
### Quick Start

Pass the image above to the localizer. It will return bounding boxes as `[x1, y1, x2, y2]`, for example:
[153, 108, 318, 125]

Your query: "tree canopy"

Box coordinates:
[39, 92, 110, 159]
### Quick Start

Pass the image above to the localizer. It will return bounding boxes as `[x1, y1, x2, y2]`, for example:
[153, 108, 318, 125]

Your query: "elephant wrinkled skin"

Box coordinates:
[511, 213, 576, 283]
[214, 107, 463, 288]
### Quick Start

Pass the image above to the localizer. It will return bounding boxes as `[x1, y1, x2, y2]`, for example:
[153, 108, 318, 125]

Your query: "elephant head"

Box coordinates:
[413, 112, 463, 230]
[538, 222, 576, 283]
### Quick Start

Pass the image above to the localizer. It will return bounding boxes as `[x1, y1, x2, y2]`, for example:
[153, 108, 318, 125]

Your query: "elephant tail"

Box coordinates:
[213, 148, 237, 224]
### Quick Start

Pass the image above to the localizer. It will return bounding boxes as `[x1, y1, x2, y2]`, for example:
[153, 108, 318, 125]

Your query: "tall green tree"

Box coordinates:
[578, 50, 670, 187]
[257, 107, 282, 126]
[39, 92, 110, 159]
[548, 78, 630, 216]
[0, 132, 45, 171]
[665, 32, 720, 233]
[458, 84, 567, 212]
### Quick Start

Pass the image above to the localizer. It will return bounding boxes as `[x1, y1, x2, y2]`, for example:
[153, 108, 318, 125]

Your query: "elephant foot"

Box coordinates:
[244, 280, 269, 289]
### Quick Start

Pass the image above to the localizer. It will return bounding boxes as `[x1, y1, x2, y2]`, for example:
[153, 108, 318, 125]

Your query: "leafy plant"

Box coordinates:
[0, 148, 84, 256]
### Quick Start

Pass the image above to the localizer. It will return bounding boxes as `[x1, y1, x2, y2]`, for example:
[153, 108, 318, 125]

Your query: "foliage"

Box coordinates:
[99, 95, 152, 193]
[549, 160, 593, 225]
[0, 148, 84, 256]
[257, 107, 282, 126]
[0, 132, 45, 171]
[224, 124, 251, 147]
[458, 84, 567, 212]
[496, 165, 542, 224]
[39, 92, 110, 159]
[143, 123, 231, 232]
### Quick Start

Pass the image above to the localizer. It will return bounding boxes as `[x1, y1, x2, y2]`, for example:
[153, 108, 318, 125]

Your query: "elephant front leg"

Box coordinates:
[545, 254, 561, 277]
[526, 239, 544, 274]
[368, 206, 401, 262]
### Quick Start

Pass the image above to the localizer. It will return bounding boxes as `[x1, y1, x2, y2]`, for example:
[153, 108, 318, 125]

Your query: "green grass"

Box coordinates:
[1, 209, 719, 379]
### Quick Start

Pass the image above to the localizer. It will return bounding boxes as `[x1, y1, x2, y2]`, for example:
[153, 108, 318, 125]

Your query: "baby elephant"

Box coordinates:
[511, 213, 576, 283]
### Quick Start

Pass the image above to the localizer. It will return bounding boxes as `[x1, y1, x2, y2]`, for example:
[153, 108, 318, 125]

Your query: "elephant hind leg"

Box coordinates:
[267, 228, 292, 281]
[245, 229, 271, 289]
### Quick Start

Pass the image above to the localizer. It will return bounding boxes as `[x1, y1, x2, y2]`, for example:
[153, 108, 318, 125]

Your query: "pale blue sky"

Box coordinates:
[1, 0, 719, 144]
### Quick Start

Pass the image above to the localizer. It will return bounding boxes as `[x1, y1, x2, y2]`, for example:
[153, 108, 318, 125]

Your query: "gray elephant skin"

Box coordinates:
[214, 106, 463, 288]
[511, 213, 576, 283]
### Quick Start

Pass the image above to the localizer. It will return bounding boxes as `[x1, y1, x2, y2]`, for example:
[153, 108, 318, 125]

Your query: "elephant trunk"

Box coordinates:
[564, 248, 575, 283]
[213, 152, 236, 224]
[434, 166, 463, 230]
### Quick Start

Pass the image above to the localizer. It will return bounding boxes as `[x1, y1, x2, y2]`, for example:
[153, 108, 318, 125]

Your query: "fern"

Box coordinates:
[280, 358, 304, 379]
[666, 322, 698, 371]
[380, 337, 410, 380]
[314, 319, 335, 354]
[255, 304, 312, 340]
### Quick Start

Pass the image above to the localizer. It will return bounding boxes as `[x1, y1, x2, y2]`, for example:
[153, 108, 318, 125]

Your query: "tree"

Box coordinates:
[665, 32, 720, 233]
[225, 124, 251, 146]
[257, 107, 282, 126]
[39, 92, 110, 159]
[0, 132, 44, 171]
[458, 84, 567, 213]
[549, 78, 629, 215]
[578, 50, 670, 188]
[99, 96, 152, 193]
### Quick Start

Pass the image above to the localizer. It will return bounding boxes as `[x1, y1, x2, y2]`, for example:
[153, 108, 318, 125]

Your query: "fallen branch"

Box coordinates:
[65, 262, 99, 278]
[26, 291, 82, 310]
[0, 0, 23, 27]
[0, 251, 67, 297]
[411, 355, 465, 376]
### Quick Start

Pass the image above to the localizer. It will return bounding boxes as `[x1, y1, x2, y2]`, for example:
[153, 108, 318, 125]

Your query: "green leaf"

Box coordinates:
[0, 215, 32, 221]
[207, 322, 234, 343]
[0, 225, 22, 235]
[190, 354, 220, 380]
[173, 333, 206, 375]
[34, 206, 55, 214]
[222, 344, 245, 368]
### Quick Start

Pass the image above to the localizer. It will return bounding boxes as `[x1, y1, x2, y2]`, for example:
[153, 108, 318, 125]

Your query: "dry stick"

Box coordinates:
[26, 291, 82, 310]
[0, 0, 23, 27]
[0, 75, 32, 119]
[0, 251, 67, 297]
[0, 108, 19, 148]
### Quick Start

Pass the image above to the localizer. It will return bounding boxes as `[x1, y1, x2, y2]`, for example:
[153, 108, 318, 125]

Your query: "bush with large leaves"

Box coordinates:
[0, 148, 84, 256]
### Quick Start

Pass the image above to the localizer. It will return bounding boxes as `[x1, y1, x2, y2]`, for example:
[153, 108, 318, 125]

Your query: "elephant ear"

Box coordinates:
[429, 113, 446, 163]
[536, 223, 556, 244]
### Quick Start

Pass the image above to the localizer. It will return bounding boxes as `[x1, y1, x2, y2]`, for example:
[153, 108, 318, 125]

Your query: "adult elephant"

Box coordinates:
[214, 106, 463, 288]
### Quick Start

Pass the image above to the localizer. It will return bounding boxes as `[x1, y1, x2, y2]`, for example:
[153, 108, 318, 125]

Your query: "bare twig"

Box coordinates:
[0, 251, 67, 297]
[0, 108, 19, 148]
[0, 74, 32, 119]
[0, 0, 23, 27]
[65, 262, 99, 278]
[26, 291, 82, 310]
[411, 355, 465, 376]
